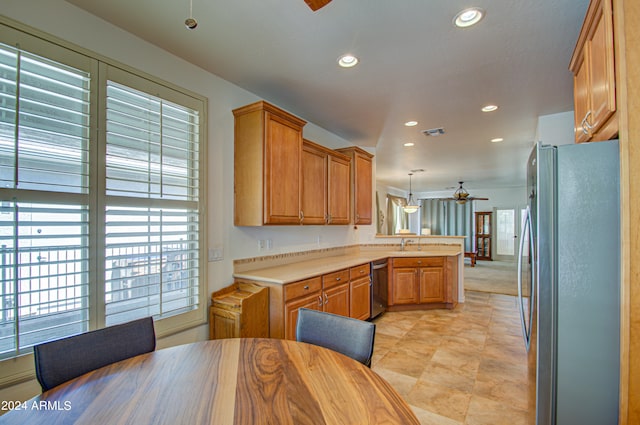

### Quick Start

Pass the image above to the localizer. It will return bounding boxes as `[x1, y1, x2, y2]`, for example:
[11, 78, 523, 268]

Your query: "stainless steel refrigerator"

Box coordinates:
[518, 140, 620, 425]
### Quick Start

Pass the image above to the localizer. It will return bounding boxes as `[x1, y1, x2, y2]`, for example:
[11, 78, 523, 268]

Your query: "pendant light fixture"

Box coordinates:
[453, 181, 470, 204]
[403, 173, 420, 214]
[185, 0, 198, 29]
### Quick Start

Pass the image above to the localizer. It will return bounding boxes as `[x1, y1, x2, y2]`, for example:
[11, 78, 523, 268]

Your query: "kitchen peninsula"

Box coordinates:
[232, 237, 464, 339]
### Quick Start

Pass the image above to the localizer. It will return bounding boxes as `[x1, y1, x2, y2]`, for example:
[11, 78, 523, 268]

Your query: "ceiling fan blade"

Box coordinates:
[304, 0, 332, 11]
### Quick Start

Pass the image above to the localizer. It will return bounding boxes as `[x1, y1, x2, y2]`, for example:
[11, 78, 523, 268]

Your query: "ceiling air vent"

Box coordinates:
[422, 127, 445, 137]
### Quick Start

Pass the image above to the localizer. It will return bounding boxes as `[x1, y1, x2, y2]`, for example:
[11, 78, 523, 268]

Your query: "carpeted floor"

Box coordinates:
[464, 260, 518, 296]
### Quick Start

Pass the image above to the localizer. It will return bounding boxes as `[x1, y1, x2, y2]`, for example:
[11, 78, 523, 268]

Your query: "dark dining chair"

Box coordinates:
[296, 308, 376, 367]
[33, 317, 156, 392]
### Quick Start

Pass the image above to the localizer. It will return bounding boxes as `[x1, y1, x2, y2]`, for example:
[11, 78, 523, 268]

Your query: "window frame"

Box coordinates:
[0, 17, 208, 387]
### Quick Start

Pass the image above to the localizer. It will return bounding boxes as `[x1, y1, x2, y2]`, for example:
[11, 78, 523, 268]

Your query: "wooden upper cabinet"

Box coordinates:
[301, 141, 328, 224]
[301, 140, 351, 225]
[335, 147, 374, 225]
[233, 101, 306, 226]
[570, 0, 616, 143]
[327, 151, 351, 224]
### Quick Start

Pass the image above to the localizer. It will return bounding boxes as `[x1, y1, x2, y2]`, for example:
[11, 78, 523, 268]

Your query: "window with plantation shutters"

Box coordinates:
[104, 81, 201, 325]
[0, 22, 206, 374]
[0, 43, 91, 359]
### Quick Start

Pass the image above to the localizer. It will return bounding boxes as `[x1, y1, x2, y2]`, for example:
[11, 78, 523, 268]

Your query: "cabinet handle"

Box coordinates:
[324, 293, 329, 305]
[581, 111, 593, 135]
[299, 211, 304, 224]
[335, 277, 341, 281]
[328, 214, 332, 224]
[583, 111, 594, 129]
[581, 120, 589, 135]
[304, 285, 309, 290]
[317, 296, 323, 307]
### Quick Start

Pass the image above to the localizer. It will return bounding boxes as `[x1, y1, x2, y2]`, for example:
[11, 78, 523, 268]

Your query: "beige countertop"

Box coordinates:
[233, 248, 462, 285]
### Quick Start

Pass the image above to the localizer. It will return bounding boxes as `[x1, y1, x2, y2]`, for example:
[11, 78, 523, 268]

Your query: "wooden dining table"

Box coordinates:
[0, 338, 419, 424]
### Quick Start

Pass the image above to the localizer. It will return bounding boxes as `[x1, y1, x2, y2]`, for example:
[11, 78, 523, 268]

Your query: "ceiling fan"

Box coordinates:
[304, 0, 332, 11]
[438, 182, 489, 204]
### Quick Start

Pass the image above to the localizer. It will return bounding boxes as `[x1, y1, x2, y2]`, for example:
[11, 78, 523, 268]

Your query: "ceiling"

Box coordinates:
[65, 0, 589, 194]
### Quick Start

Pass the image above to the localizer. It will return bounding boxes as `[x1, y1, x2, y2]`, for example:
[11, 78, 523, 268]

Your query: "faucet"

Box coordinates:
[400, 238, 413, 251]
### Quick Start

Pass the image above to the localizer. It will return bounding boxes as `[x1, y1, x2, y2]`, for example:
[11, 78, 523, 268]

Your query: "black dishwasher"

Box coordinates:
[370, 259, 388, 319]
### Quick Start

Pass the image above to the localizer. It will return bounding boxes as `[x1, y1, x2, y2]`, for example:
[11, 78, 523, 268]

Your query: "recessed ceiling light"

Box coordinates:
[337, 54, 359, 68]
[482, 104, 499, 112]
[404, 121, 418, 127]
[403, 142, 415, 147]
[491, 138, 504, 143]
[454, 7, 485, 28]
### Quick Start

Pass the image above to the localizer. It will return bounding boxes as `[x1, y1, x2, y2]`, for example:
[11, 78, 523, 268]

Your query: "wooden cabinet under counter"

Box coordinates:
[388, 256, 457, 311]
[349, 263, 372, 321]
[246, 262, 371, 340]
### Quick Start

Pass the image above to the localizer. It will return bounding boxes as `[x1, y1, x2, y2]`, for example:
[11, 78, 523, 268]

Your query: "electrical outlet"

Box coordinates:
[258, 240, 266, 250]
[266, 239, 273, 250]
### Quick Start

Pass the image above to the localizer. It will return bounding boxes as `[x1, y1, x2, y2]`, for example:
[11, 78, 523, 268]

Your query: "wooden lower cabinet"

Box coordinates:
[419, 267, 445, 303]
[256, 263, 371, 339]
[349, 263, 371, 320]
[284, 292, 322, 341]
[322, 282, 349, 316]
[390, 267, 420, 304]
[350, 276, 371, 320]
[284, 280, 348, 340]
[389, 256, 457, 310]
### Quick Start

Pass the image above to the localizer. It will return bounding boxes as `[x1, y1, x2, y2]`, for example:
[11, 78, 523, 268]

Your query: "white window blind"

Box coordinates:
[0, 24, 205, 372]
[0, 43, 91, 359]
[104, 81, 200, 326]
[0, 43, 90, 193]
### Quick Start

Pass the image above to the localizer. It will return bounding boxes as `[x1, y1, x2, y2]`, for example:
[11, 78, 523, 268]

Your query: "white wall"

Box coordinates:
[536, 111, 575, 146]
[0, 0, 377, 400]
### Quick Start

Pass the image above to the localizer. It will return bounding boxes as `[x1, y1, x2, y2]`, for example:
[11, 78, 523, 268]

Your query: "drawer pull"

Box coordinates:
[304, 285, 309, 290]
[335, 277, 341, 281]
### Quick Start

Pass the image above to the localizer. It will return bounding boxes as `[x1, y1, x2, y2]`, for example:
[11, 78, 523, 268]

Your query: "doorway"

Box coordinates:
[493, 207, 525, 262]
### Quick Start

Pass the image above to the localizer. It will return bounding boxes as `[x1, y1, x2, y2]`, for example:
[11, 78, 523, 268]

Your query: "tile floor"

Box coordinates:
[371, 291, 532, 425]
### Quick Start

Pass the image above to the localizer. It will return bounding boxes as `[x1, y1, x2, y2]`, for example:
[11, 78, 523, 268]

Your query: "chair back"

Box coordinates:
[34, 317, 156, 392]
[296, 308, 376, 367]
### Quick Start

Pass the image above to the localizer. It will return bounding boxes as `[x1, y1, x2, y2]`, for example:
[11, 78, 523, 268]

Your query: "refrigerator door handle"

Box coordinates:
[517, 205, 533, 351]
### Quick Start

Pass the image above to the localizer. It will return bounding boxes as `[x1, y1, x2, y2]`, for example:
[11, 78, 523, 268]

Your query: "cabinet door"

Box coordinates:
[354, 152, 372, 225]
[349, 276, 371, 320]
[327, 153, 351, 224]
[573, 54, 591, 143]
[323, 282, 349, 316]
[284, 293, 322, 340]
[587, 0, 615, 135]
[301, 142, 327, 224]
[419, 267, 445, 303]
[390, 268, 419, 305]
[265, 113, 302, 224]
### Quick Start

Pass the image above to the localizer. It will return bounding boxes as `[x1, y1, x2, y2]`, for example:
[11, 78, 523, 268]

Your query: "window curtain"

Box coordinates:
[386, 195, 408, 235]
[420, 199, 474, 251]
